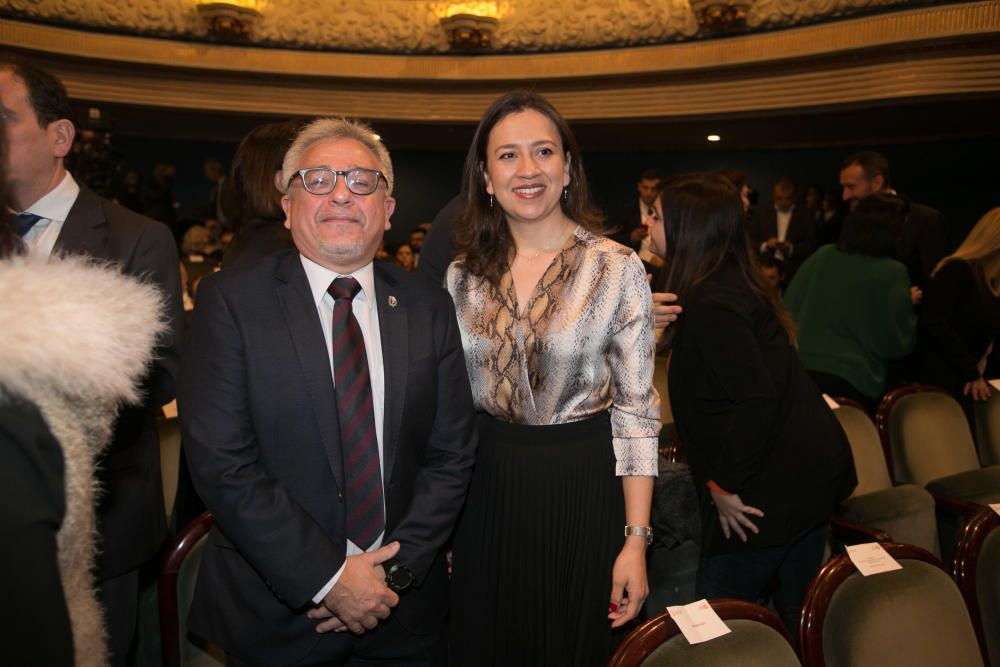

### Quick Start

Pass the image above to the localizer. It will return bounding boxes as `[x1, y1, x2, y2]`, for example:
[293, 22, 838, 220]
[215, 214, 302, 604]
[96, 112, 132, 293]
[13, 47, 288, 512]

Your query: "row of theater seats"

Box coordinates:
[635, 383, 1000, 666]
[612, 525, 1000, 667]
[837, 384, 1000, 563]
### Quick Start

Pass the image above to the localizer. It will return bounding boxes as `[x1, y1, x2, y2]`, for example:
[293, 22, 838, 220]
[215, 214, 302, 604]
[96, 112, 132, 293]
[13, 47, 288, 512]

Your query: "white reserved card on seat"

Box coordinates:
[822, 394, 841, 410]
[990, 503, 1000, 517]
[846, 543, 903, 576]
[667, 599, 731, 644]
[989, 379, 1000, 393]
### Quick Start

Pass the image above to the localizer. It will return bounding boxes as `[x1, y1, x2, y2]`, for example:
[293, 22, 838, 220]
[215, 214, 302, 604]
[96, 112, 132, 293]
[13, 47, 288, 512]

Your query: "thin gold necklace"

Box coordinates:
[517, 223, 574, 262]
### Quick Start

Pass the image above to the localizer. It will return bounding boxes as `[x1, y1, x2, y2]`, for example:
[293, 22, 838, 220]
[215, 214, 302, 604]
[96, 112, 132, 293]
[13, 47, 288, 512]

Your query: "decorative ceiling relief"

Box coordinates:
[0, 0, 927, 53]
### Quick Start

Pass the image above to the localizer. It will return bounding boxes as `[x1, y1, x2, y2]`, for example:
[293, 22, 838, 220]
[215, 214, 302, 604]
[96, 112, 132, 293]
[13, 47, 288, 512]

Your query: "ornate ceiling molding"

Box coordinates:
[0, 2, 997, 121]
[0, 0, 930, 54]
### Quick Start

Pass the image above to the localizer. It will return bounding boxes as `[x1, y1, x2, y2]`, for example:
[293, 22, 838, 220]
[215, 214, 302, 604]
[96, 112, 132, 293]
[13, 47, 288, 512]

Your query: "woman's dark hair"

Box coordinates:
[837, 192, 908, 258]
[0, 115, 23, 259]
[658, 173, 795, 349]
[232, 120, 304, 221]
[454, 90, 605, 285]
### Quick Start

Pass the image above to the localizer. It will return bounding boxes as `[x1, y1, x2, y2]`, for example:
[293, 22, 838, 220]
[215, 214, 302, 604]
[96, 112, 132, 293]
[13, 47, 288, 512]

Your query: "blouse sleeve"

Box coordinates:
[608, 253, 661, 477]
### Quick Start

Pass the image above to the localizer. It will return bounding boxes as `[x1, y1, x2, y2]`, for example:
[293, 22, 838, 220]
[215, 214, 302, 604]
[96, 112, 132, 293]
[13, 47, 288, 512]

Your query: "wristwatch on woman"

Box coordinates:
[624, 525, 654, 545]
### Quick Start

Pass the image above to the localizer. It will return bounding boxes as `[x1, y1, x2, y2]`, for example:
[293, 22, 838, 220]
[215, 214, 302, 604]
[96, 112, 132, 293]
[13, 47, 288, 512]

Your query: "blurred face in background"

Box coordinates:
[637, 178, 660, 207]
[839, 162, 884, 209]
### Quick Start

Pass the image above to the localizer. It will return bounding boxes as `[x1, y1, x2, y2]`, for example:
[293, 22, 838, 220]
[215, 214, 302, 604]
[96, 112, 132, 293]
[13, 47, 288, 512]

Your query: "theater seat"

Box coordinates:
[610, 599, 801, 667]
[953, 507, 1000, 667]
[799, 543, 983, 667]
[158, 512, 224, 667]
[975, 387, 1000, 467]
[833, 398, 938, 555]
[876, 385, 1000, 560]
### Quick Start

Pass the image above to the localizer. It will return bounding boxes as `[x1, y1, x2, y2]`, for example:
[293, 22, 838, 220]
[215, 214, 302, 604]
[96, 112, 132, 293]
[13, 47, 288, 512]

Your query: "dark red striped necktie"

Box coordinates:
[328, 277, 384, 550]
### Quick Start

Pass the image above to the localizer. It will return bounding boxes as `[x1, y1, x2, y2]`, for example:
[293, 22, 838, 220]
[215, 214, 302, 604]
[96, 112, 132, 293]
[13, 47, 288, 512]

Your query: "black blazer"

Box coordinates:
[0, 398, 74, 666]
[56, 184, 184, 579]
[919, 259, 1000, 395]
[178, 250, 477, 663]
[897, 200, 950, 290]
[668, 264, 856, 556]
[747, 204, 817, 278]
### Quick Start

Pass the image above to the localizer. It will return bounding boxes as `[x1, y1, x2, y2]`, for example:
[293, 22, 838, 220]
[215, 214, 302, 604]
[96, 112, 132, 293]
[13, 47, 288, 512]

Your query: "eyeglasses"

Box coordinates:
[288, 167, 385, 196]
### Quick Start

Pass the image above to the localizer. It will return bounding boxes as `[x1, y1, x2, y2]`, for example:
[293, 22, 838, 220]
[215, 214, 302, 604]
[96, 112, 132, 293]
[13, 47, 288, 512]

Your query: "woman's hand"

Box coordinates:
[608, 540, 649, 628]
[710, 489, 764, 542]
[647, 277, 682, 330]
[963, 377, 992, 402]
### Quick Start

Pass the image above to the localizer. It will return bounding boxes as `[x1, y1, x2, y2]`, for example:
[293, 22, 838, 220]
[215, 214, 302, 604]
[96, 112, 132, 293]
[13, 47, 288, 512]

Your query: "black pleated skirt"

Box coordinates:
[449, 412, 626, 667]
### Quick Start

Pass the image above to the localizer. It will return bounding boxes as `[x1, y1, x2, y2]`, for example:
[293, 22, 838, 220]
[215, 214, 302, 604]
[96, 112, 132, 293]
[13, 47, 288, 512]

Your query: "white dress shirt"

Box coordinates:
[299, 255, 387, 603]
[18, 171, 80, 257]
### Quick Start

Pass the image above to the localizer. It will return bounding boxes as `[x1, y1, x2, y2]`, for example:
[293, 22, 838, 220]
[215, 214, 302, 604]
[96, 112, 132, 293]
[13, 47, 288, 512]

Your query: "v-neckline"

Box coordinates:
[507, 227, 577, 320]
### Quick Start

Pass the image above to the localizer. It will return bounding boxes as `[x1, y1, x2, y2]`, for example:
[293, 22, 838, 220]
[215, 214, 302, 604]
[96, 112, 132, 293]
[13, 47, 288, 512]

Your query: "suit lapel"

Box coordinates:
[375, 264, 407, 488]
[55, 185, 108, 257]
[275, 253, 345, 493]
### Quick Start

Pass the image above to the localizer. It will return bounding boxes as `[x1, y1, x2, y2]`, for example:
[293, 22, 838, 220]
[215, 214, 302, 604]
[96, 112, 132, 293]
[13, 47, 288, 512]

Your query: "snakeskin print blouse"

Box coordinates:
[446, 226, 660, 477]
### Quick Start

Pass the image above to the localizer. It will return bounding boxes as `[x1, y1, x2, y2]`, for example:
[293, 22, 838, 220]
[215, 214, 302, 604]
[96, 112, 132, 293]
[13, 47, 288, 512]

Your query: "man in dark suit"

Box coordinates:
[178, 118, 476, 666]
[611, 168, 664, 274]
[747, 177, 817, 282]
[839, 150, 950, 290]
[0, 59, 183, 666]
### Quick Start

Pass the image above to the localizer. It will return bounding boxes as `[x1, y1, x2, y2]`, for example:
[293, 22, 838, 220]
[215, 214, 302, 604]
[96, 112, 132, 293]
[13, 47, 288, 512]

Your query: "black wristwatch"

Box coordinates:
[384, 558, 414, 593]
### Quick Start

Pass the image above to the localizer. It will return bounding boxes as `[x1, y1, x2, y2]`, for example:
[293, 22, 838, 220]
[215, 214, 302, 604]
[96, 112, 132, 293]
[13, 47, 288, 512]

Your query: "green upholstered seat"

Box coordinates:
[840, 485, 938, 555]
[834, 402, 939, 554]
[886, 390, 981, 487]
[975, 390, 1000, 467]
[802, 545, 984, 667]
[977, 521, 1000, 667]
[159, 513, 224, 667]
[640, 619, 800, 666]
[611, 600, 800, 667]
[926, 466, 1000, 507]
[954, 509, 1000, 667]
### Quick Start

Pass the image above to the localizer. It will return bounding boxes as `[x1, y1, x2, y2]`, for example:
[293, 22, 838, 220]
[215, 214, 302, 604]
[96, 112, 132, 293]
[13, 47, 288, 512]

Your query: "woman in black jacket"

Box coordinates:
[649, 173, 856, 635]
[919, 207, 1000, 403]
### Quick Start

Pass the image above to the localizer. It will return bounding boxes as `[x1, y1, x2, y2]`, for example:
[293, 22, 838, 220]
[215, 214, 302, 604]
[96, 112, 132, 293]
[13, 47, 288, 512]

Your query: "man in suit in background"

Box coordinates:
[0, 59, 183, 666]
[612, 168, 664, 273]
[839, 150, 950, 290]
[747, 177, 817, 282]
[179, 118, 476, 666]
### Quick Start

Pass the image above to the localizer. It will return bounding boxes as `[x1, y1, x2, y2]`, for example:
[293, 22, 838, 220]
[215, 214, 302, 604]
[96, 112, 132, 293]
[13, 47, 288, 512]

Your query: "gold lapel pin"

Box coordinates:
[388, 295, 398, 308]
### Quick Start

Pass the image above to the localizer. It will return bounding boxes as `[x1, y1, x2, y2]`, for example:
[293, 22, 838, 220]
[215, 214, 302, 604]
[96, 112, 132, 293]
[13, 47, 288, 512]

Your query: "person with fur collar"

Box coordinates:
[0, 246, 166, 665]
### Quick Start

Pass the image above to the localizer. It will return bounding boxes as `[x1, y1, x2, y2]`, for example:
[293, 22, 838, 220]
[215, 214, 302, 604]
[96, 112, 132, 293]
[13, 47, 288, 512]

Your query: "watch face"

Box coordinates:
[389, 563, 413, 591]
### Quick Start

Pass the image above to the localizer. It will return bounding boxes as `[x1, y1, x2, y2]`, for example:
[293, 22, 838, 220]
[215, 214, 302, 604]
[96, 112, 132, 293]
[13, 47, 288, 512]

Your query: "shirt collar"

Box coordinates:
[21, 171, 80, 223]
[299, 254, 377, 308]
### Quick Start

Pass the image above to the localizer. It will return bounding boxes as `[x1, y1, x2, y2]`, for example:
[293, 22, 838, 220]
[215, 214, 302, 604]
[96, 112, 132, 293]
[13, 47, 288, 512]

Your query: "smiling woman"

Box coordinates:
[446, 90, 661, 666]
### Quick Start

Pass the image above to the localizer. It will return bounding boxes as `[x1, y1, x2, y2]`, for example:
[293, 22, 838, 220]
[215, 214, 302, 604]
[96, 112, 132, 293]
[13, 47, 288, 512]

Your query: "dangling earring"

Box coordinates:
[562, 188, 568, 202]
[489, 194, 494, 209]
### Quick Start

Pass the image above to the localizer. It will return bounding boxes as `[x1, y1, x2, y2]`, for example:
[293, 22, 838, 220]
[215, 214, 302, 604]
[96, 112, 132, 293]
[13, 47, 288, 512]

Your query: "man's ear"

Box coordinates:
[49, 119, 75, 159]
[872, 175, 885, 192]
[383, 196, 396, 230]
[281, 195, 292, 229]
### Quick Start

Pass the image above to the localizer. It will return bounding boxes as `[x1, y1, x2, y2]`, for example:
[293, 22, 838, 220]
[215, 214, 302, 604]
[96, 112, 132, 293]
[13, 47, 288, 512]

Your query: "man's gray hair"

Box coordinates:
[280, 117, 394, 195]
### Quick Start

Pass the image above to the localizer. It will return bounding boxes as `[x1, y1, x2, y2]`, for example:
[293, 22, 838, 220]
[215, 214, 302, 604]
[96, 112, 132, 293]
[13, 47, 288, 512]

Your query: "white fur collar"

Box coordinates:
[0, 254, 167, 404]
